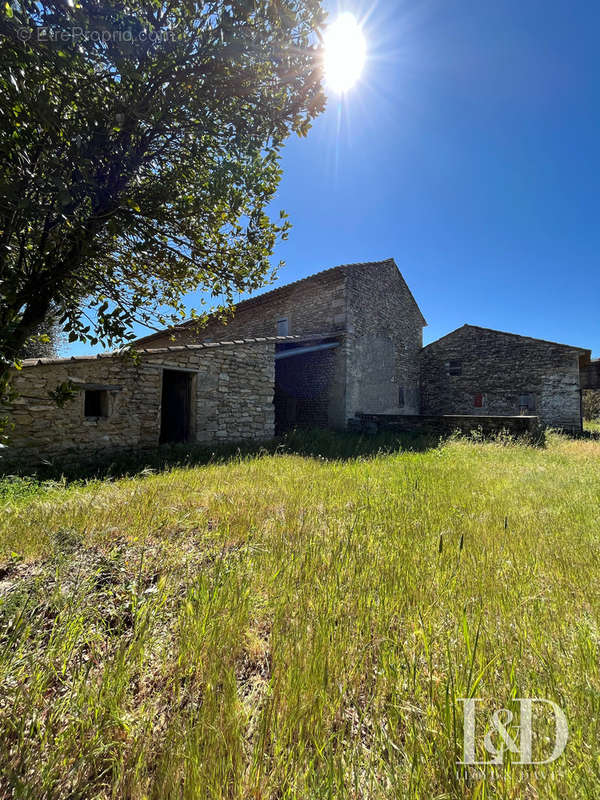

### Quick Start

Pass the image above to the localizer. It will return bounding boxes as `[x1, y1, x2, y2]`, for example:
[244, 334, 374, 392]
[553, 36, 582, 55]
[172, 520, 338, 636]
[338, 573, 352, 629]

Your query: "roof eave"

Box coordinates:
[423, 323, 590, 354]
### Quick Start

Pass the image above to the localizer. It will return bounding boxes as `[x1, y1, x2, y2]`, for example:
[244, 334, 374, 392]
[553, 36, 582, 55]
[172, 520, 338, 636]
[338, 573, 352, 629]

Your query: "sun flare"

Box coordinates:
[323, 13, 366, 93]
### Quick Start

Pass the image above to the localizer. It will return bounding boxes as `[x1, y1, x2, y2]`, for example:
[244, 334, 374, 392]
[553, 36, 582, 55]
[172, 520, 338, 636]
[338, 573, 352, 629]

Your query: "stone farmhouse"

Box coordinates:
[135, 257, 426, 430]
[1, 258, 592, 468]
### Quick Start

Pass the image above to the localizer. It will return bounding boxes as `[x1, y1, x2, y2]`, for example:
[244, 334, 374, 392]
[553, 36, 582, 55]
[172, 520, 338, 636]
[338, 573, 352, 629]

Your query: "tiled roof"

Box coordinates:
[174, 259, 388, 318]
[18, 333, 344, 369]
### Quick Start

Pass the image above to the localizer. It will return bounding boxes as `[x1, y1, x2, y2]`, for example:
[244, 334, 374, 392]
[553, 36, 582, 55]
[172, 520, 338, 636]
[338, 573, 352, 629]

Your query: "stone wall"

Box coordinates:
[345, 260, 425, 418]
[137, 267, 351, 430]
[141, 268, 348, 347]
[134, 260, 427, 429]
[1, 341, 275, 470]
[420, 325, 583, 432]
[353, 412, 539, 437]
[141, 267, 352, 429]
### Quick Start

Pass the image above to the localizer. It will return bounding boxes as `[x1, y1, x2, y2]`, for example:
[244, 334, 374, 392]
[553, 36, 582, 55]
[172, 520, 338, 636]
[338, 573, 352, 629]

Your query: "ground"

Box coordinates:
[1, 429, 600, 799]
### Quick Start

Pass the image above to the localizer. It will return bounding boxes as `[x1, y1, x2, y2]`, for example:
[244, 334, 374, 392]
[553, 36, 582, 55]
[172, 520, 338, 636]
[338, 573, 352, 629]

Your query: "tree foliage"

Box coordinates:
[18, 313, 64, 359]
[0, 0, 326, 396]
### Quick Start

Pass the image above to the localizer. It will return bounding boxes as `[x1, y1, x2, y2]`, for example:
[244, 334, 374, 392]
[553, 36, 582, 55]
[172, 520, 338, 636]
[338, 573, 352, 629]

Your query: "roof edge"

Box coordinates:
[385, 257, 427, 326]
[423, 323, 591, 354]
[134, 257, 427, 347]
[16, 334, 342, 369]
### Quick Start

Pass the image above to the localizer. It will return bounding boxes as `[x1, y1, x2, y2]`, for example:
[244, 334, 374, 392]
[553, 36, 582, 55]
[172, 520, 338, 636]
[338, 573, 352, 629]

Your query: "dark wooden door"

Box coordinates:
[160, 370, 191, 443]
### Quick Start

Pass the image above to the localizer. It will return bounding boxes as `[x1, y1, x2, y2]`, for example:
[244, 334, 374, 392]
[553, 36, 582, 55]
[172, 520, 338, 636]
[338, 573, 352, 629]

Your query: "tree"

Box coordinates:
[19, 313, 64, 359]
[0, 0, 326, 401]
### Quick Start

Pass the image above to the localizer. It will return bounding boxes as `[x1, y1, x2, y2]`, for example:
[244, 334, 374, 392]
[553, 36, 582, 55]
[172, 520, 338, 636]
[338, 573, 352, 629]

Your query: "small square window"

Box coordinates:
[447, 360, 462, 376]
[519, 393, 535, 413]
[277, 317, 289, 336]
[84, 389, 109, 418]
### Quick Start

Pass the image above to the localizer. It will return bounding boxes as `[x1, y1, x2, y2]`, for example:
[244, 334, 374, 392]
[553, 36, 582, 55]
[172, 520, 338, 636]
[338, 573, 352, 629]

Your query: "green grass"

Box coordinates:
[1, 431, 600, 798]
[584, 418, 600, 434]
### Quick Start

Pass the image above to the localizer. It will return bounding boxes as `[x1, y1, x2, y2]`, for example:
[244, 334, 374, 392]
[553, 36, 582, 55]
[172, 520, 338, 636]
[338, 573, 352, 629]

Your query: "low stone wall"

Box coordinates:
[352, 413, 540, 437]
[1, 341, 275, 472]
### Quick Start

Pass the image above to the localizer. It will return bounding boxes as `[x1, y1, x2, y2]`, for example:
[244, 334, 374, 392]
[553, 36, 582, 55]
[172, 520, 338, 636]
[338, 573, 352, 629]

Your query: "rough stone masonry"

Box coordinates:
[420, 325, 588, 433]
[2, 339, 275, 468]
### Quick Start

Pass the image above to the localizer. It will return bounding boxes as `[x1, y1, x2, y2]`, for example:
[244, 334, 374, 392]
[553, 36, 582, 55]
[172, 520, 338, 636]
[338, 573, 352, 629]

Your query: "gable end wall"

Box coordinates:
[344, 262, 424, 419]
[419, 328, 582, 432]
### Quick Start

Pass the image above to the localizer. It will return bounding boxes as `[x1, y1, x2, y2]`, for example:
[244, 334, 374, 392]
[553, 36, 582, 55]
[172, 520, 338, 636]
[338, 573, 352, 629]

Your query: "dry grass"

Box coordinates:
[1, 430, 599, 798]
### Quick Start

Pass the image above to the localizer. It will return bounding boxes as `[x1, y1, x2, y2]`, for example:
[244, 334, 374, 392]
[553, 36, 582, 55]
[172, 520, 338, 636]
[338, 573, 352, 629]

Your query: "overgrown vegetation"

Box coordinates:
[1, 431, 599, 798]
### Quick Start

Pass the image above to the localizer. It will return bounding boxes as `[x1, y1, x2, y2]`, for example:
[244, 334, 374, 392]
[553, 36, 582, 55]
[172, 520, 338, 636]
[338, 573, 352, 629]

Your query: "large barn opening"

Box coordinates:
[274, 339, 340, 434]
[160, 369, 193, 443]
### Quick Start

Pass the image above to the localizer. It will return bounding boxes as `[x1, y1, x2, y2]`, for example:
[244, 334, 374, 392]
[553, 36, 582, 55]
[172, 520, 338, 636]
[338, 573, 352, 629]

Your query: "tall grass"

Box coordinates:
[584, 418, 600, 434]
[1, 431, 599, 798]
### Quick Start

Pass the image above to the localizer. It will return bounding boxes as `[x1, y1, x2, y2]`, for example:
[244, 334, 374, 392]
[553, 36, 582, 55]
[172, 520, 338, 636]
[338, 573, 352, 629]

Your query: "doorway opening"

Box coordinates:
[160, 370, 193, 444]
[274, 340, 339, 434]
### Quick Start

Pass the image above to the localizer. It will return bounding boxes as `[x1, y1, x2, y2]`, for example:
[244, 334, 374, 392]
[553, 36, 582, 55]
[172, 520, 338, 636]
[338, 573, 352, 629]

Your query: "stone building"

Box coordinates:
[420, 325, 589, 433]
[1, 258, 593, 468]
[136, 258, 427, 431]
[2, 339, 276, 466]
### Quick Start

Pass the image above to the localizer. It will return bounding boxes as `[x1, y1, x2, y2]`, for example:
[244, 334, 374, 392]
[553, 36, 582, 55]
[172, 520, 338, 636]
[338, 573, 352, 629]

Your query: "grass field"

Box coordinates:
[1, 430, 600, 799]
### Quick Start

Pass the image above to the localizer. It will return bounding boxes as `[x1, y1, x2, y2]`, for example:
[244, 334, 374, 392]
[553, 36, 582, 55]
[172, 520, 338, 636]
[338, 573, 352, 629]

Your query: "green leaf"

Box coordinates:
[0, 0, 325, 390]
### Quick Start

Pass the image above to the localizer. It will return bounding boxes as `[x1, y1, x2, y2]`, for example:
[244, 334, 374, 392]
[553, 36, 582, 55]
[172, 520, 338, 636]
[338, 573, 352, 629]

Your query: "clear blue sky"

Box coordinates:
[72, 0, 600, 356]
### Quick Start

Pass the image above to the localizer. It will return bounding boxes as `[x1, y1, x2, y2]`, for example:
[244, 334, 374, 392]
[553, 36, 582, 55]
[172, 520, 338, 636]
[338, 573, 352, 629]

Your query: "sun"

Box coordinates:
[323, 12, 367, 94]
